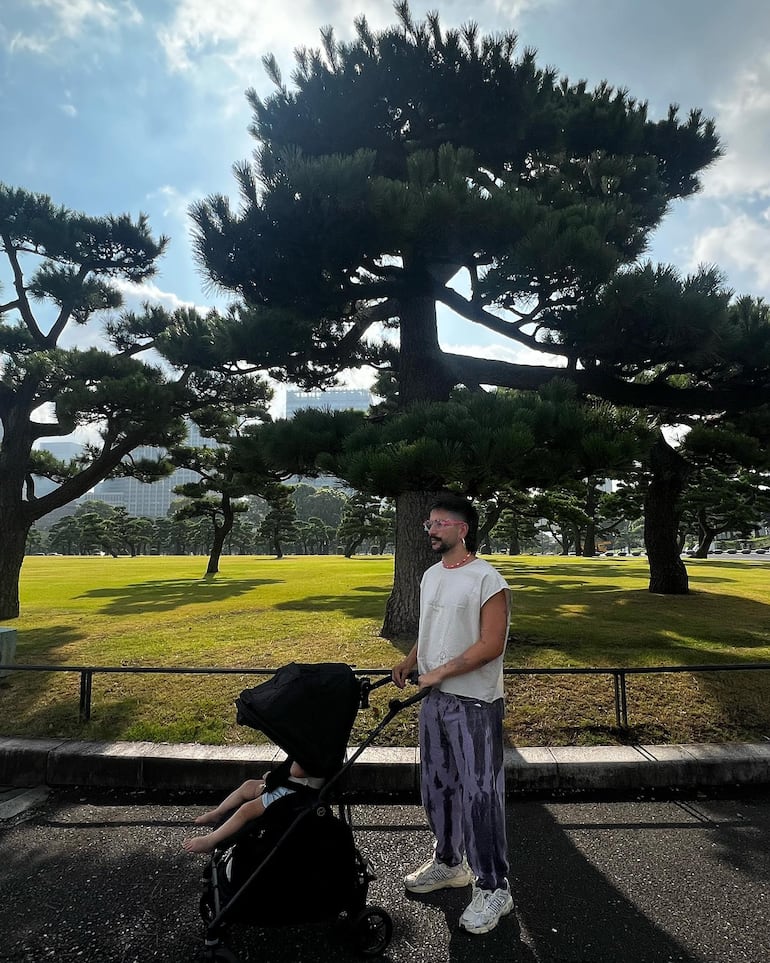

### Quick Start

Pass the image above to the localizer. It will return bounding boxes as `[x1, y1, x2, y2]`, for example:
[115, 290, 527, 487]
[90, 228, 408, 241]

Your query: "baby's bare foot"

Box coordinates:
[184, 836, 214, 855]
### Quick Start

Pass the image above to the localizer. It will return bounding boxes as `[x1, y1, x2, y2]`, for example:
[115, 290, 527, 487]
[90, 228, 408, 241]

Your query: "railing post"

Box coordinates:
[613, 671, 629, 729]
[79, 669, 93, 722]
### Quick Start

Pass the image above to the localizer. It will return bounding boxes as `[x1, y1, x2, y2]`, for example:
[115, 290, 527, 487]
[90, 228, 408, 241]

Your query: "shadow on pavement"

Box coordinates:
[508, 803, 701, 963]
[2, 790, 768, 961]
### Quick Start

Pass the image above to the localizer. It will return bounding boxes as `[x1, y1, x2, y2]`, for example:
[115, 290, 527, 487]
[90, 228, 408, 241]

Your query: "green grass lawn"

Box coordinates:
[2, 553, 769, 747]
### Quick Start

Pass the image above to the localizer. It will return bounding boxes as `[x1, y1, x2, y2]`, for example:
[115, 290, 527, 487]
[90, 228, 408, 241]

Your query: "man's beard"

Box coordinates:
[430, 537, 450, 554]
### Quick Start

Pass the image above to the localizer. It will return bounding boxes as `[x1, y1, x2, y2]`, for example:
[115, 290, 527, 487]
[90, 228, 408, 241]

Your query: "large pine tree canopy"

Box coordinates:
[186, 3, 770, 414]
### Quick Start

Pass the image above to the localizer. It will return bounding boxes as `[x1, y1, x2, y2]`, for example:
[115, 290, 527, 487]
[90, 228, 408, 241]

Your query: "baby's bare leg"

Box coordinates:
[194, 779, 265, 825]
[184, 796, 266, 855]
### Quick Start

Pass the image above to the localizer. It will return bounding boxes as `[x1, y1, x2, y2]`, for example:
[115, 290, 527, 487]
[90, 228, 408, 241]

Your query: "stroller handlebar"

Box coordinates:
[358, 670, 431, 711]
[387, 685, 430, 712]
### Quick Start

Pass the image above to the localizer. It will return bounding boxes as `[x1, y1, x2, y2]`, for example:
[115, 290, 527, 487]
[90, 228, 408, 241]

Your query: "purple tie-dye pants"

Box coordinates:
[419, 688, 509, 891]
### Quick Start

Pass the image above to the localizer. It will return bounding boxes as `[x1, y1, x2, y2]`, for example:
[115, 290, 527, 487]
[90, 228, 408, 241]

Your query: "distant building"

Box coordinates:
[284, 387, 371, 419]
[31, 441, 84, 498]
[284, 387, 372, 490]
[83, 460, 203, 518]
[37, 441, 83, 462]
[82, 422, 217, 518]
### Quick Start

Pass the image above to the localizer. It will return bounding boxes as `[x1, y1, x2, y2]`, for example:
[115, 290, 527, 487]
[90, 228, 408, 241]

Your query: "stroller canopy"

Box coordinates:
[235, 662, 361, 778]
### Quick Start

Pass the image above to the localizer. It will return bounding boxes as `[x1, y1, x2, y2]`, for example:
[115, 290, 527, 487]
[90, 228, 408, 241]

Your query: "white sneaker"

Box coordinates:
[404, 856, 473, 893]
[459, 884, 514, 934]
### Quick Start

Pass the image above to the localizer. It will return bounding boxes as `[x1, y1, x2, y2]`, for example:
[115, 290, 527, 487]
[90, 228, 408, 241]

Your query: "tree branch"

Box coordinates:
[47, 263, 90, 346]
[435, 284, 566, 356]
[443, 352, 768, 414]
[2, 237, 45, 342]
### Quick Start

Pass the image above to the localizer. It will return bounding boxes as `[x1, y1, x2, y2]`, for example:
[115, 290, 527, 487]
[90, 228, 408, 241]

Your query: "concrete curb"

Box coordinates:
[2, 737, 770, 795]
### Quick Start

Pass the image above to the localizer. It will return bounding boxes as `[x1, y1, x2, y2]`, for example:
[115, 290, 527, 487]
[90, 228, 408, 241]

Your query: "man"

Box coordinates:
[392, 493, 512, 935]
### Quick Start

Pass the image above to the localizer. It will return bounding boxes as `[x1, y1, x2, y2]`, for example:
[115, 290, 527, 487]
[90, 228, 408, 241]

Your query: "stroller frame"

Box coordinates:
[198, 669, 427, 961]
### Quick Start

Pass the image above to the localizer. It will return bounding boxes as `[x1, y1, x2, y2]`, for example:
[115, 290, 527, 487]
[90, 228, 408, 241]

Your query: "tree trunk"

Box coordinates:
[207, 501, 235, 575]
[206, 526, 226, 574]
[398, 295, 454, 404]
[344, 536, 364, 558]
[380, 290, 452, 638]
[508, 535, 521, 555]
[0, 515, 30, 620]
[582, 480, 598, 557]
[380, 490, 440, 639]
[693, 534, 714, 558]
[573, 526, 582, 556]
[644, 434, 690, 594]
[694, 511, 716, 558]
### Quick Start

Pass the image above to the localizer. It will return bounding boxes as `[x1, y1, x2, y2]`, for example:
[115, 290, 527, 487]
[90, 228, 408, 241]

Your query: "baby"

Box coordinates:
[183, 761, 323, 855]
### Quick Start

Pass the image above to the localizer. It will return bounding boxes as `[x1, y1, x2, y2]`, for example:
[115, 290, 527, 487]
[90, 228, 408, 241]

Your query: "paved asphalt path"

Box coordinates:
[1, 787, 768, 963]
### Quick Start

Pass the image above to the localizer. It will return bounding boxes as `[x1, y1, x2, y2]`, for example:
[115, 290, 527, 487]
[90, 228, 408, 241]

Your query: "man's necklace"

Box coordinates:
[442, 551, 474, 570]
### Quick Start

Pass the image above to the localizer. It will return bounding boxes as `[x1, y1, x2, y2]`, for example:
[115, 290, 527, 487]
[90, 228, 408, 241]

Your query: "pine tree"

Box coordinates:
[0, 185, 272, 618]
[191, 5, 769, 630]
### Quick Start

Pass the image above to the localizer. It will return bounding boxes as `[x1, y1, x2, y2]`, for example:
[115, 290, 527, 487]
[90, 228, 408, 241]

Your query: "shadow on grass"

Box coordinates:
[512, 586, 770, 658]
[497, 557, 770, 587]
[274, 583, 391, 621]
[498, 564, 736, 590]
[9, 624, 85, 662]
[0, 691, 141, 741]
[78, 577, 283, 616]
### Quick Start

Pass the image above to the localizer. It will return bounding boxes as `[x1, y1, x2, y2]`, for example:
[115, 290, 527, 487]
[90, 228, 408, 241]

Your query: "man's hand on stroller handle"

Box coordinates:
[390, 660, 431, 713]
[392, 648, 418, 688]
[393, 665, 432, 691]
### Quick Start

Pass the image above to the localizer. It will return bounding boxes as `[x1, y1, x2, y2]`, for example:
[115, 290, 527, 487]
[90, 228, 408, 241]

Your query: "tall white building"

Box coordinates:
[83, 422, 217, 518]
[31, 441, 84, 498]
[284, 388, 372, 490]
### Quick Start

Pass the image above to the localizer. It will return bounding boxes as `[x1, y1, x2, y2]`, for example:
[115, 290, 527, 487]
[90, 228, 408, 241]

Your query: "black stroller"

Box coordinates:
[197, 661, 425, 961]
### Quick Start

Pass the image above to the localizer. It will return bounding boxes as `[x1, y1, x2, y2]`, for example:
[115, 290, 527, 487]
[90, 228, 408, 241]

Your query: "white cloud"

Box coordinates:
[147, 184, 196, 223]
[7, 0, 142, 55]
[112, 278, 201, 313]
[158, 0, 325, 75]
[157, 0, 536, 84]
[31, 0, 119, 36]
[8, 32, 48, 55]
[442, 337, 564, 371]
[690, 210, 770, 295]
[703, 53, 770, 200]
[491, 0, 553, 17]
[59, 103, 77, 117]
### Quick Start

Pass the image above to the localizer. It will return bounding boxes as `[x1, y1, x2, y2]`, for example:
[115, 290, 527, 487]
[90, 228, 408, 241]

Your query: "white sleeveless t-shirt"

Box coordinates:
[417, 557, 511, 703]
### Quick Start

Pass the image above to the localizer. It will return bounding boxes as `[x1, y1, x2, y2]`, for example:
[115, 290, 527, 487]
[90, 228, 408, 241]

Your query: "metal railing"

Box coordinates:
[1, 662, 770, 729]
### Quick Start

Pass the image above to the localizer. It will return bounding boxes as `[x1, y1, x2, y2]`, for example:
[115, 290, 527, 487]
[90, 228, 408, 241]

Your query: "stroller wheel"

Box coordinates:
[350, 906, 393, 957]
[201, 943, 240, 963]
[199, 892, 216, 924]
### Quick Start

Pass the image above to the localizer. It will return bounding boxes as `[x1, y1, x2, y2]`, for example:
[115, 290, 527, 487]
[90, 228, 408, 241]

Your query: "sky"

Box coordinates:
[2, 0, 770, 414]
